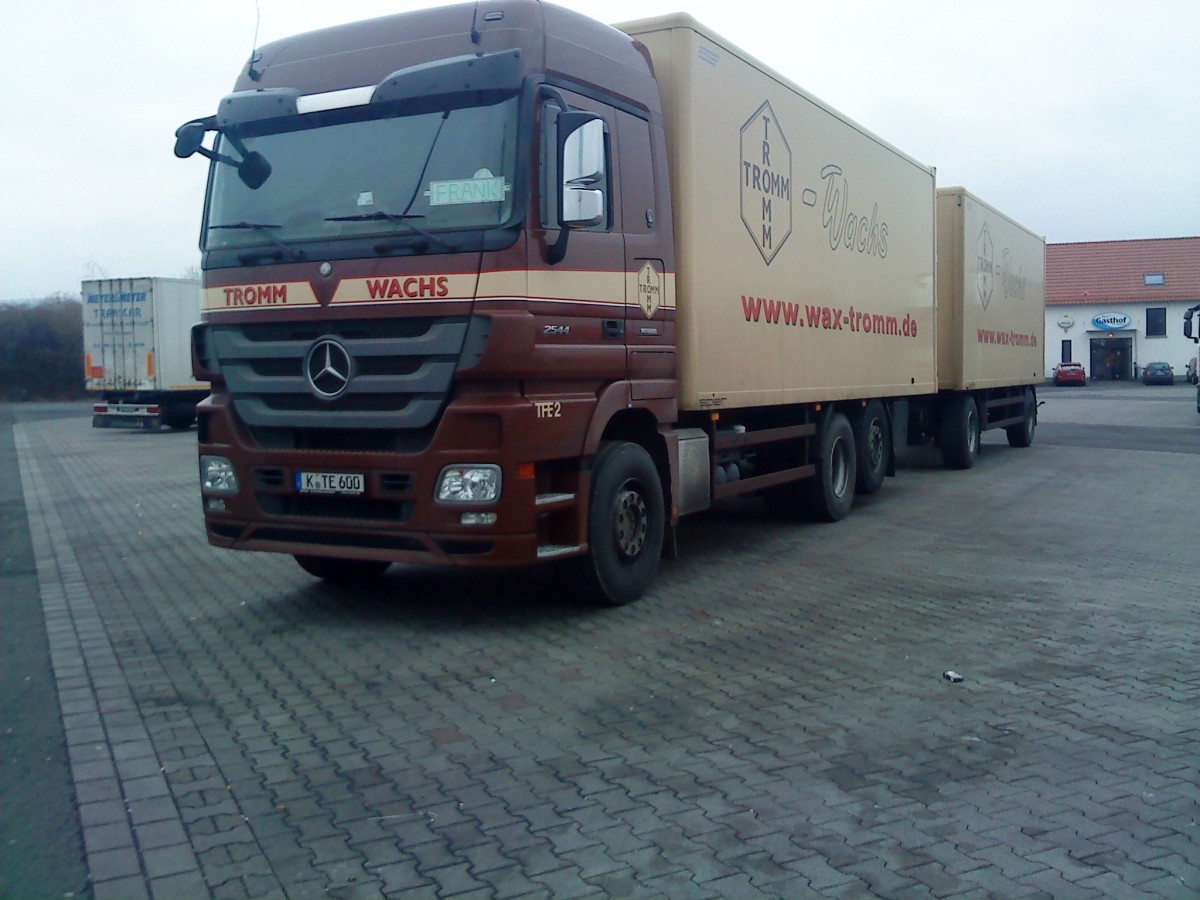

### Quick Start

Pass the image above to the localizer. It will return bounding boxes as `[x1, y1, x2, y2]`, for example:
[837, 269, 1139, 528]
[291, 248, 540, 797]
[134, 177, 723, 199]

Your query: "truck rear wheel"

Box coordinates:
[1005, 389, 1036, 448]
[940, 394, 980, 469]
[574, 441, 664, 606]
[294, 555, 391, 582]
[802, 412, 857, 521]
[851, 400, 889, 495]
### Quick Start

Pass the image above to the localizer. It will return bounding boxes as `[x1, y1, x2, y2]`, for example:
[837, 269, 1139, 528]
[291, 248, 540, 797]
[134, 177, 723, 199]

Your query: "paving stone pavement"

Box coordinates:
[11, 398, 1200, 898]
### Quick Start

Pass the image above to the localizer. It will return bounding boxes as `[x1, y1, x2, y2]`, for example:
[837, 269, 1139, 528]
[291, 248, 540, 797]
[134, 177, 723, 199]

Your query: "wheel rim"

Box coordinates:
[967, 408, 979, 454]
[830, 438, 850, 498]
[612, 482, 648, 561]
[867, 420, 884, 472]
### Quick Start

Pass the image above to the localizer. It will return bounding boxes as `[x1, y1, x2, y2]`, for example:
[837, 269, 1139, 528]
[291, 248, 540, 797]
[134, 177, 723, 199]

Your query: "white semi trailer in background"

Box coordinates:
[83, 277, 209, 430]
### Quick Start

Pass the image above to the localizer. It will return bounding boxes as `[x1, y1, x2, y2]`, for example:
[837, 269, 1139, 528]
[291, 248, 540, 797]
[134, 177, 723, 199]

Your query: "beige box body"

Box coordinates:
[935, 188, 1045, 390]
[619, 15, 937, 411]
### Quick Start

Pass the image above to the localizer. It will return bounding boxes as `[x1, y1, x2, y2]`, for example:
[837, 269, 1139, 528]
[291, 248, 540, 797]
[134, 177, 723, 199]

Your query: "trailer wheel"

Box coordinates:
[940, 394, 980, 469]
[1005, 389, 1037, 448]
[574, 441, 664, 606]
[802, 412, 857, 521]
[851, 400, 889, 495]
[294, 555, 391, 582]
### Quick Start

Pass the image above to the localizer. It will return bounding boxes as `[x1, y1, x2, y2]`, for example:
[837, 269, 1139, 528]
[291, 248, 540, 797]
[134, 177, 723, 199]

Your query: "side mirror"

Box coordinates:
[174, 121, 208, 159]
[558, 114, 606, 228]
[238, 151, 272, 190]
[174, 117, 272, 190]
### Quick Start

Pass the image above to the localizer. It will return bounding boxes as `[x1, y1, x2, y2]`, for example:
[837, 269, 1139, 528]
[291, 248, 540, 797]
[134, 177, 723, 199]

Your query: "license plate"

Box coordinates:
[296, 472, 364, 495]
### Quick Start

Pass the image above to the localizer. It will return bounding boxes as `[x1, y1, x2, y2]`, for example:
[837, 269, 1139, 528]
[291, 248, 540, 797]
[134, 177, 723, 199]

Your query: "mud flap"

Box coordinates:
[889, 399, 909, 472]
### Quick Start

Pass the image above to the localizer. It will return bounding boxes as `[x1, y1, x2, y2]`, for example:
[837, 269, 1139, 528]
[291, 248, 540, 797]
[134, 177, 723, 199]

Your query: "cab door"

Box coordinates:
[529, 89, 628, 391]
[615, 109, 674, 400]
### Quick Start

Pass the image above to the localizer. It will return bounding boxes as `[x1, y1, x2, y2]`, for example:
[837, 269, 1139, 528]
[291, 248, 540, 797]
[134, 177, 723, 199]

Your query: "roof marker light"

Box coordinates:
[296, 85, 375, 115]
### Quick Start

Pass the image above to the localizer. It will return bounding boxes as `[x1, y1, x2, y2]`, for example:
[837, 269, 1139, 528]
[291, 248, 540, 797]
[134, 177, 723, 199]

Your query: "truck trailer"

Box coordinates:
[174, 1, 1044, 604]
[84, 277, 210, 430]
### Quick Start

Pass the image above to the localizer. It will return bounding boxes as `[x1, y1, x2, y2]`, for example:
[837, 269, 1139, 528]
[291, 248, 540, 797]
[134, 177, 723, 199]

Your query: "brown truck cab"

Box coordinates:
[177, 1, 677, 603]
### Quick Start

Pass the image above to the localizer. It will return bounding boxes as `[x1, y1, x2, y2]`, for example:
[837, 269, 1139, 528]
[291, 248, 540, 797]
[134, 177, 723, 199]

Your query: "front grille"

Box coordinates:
[256, 493, 413, 522]
[251, 426, 436, 452]
[254, 467, 285, 489]
[380, 472, 413, 494]
[209, 317, 490, 449]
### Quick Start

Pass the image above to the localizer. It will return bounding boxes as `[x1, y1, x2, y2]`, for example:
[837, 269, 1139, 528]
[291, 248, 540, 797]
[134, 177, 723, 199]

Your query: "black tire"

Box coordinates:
[940, 394, 980, 470]
[162, 406, 196, 431]
[575, 441, 665, 607]
[801, 412, 856, 522]
[294, 555, 391, 582]
[850, 400, 889, 495]
[1005, 389, 1036, 448]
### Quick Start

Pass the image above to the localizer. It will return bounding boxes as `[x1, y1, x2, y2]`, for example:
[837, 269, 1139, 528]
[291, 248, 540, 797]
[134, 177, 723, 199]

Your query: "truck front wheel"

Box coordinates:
[575, 441, 665, 606]
[940, 394, 980, 470]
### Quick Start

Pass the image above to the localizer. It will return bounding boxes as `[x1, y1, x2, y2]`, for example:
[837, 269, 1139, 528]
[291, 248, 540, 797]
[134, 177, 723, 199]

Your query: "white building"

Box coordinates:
[1044, 236, 1200, 381]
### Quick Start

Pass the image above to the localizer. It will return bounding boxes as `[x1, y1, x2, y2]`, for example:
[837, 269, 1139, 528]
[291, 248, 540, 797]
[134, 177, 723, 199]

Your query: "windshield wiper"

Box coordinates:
[323, 212, 456, 254]
[210, 221, 306, 262]
[324, 211, 423, 223]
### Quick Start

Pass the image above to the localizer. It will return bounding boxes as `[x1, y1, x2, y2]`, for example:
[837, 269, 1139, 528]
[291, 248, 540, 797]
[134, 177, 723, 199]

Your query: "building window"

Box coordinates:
[1146, 307, 1166, 337]
[1061, 339, 1072, 363]
[1144, 273, 1165, 286]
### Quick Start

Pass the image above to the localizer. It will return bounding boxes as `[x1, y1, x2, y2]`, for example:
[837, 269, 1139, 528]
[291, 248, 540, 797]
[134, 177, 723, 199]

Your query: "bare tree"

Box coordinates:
[0, 295, 85, 401]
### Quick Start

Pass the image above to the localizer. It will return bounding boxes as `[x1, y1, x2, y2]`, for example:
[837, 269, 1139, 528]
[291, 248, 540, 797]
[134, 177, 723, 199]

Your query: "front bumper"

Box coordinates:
[197, 390, 589, 567]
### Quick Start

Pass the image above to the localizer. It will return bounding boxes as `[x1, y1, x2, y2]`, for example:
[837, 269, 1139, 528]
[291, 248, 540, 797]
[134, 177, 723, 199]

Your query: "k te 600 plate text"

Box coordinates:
[296, 472, 364, 495]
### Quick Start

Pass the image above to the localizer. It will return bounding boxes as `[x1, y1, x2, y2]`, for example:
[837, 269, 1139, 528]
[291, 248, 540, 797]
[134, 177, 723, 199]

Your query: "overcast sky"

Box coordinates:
[2, 0, 1197, 300]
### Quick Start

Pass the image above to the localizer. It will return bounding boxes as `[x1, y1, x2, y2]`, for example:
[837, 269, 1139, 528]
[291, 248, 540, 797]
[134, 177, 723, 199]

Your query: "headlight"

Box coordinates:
[436, 464, 501, 504]
[200, 455, 239, 494]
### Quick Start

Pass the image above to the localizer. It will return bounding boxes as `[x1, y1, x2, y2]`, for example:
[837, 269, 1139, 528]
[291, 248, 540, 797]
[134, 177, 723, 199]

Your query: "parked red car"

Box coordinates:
[1052, 362, 1087, 386]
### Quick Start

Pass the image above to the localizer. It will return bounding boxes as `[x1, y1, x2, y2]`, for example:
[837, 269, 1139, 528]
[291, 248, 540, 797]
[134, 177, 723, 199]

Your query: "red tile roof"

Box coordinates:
[1046, 236, 1200, 306]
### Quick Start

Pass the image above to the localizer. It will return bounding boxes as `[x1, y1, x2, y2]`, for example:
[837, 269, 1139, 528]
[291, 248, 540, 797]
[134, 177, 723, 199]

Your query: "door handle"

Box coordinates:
[602, 319, 623, 340]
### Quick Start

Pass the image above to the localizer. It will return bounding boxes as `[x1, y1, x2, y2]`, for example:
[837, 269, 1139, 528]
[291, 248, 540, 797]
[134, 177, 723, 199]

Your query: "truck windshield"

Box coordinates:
[203, 96, 519, 255]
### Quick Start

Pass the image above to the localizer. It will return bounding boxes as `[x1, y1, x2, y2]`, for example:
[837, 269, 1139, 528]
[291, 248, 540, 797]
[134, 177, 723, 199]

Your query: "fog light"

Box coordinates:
[436, 464, 501, 504]
[200, 455, 239, 494]
[460, 512, 497, 526]
[205, 497, 227, 512]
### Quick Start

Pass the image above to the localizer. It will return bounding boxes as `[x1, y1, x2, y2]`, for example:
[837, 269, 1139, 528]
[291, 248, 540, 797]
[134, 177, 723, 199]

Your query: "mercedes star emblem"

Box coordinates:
[304, 337, 353, 399]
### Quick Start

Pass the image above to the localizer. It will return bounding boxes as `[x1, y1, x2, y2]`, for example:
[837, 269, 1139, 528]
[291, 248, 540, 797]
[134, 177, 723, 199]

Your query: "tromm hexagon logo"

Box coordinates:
[305, 337, 353, 399]
[976, 222, 994, 310]
[740, 101, 792, 265]
[637, 261, 663, 318]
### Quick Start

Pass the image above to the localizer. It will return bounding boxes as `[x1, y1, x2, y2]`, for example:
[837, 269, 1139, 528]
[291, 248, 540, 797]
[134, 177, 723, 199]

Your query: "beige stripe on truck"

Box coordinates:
[201, 282, 319, 311]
